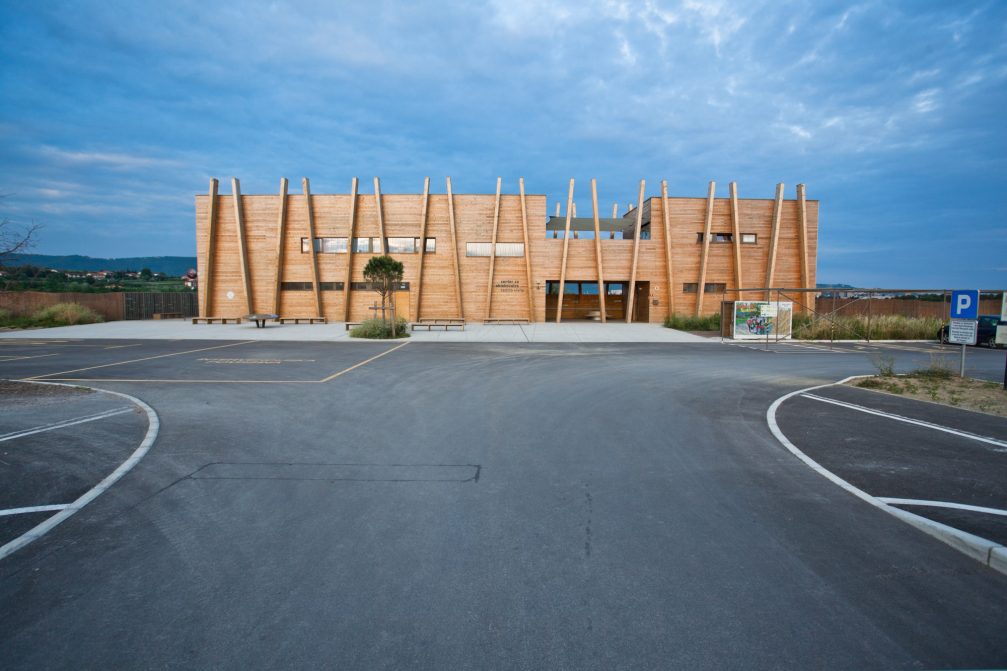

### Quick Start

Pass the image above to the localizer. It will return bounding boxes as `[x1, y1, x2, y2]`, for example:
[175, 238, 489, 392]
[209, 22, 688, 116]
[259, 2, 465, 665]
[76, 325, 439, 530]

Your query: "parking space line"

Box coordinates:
[22, 340, 255, 379]
[0, 353, 59, 362]
[801, 393, 1007, 449]
[878, 498, 1007, 517]
[318, 341, 410, 383]
[36, 378, 318, 384]
[0, 504, 70, 517]
[0, 407, 134, 443]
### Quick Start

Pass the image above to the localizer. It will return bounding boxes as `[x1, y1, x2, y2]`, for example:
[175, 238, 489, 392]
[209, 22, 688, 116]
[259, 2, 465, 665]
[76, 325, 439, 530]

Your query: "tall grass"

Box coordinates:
[664, 313, 721, 331]
[0, 302, 104, 328]
[791, 314, 941, 340]
[349, 317, 409, 339]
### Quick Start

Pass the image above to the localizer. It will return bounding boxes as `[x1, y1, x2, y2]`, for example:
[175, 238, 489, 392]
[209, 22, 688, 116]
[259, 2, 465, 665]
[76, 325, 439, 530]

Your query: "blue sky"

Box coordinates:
[1, 0, 1004, 287]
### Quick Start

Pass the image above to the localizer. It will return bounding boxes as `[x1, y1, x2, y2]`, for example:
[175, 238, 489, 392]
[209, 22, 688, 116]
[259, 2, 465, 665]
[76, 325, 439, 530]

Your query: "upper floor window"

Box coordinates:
[696, 232, 733, 243]
[741, 233, 758, 244]
[302, 237, 347, 253]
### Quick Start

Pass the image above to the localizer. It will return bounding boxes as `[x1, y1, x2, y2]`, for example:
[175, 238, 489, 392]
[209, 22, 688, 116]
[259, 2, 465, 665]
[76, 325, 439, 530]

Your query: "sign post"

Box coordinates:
[949, 290, 979, 377]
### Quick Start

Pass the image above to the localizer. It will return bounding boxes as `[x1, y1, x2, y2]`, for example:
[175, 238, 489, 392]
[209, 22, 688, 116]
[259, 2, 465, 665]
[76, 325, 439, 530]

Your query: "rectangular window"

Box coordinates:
[319, 282, 345, 291]
[640, 224, 651, 240]
[353, 238, 370, 253]
[350, 281, 410, 291]
[371, 238, 383, 254]
[741, 233, 757, 244]
[704, 283, 726, 293]
[546, 281, 559, 294]
[495, 242, 525, 257]
[386, 237, 417, 254]
[301, 237, 347, 253]
[466, 242, 492, 257]
[564, 282, 579, 295]
[606, 283, 624, 295]
[424, 237, 436, 253]
[580, 282, 599, 295]
[683, 283, 698, 293]
[712, 233, 732, 243]
[281, 282, 313, 290]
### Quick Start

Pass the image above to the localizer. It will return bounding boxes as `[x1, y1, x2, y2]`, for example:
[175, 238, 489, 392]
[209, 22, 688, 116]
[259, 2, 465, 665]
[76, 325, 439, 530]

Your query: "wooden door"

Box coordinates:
[393, 290, 410, 322]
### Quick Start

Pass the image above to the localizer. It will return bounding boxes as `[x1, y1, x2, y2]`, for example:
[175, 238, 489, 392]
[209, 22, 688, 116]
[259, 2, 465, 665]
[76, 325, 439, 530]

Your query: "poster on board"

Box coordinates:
[733, 301, 793, 340]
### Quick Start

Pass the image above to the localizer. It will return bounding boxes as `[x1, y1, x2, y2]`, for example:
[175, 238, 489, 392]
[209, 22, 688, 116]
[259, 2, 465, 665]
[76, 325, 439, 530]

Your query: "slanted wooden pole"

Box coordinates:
[695, 181, 716, 316]
[729, 182, 743, 301]
[342, 177, 359, 322]
[765, 182, 785, 300]
[201, 178, 219, 317]
[625, 179, 646, 323]
[556, 179, 575, 323]
[797, 183, 810, 310]
[232, 178, 253, 315]
[373, 176, 387, 252]
[611, 203, 618, 239]
[519, 177, 536, 322]
[302, 177, 323, 318]
[661, 180, 674, 317]
[446, 177, 464, 319]
[414, 177, 431, 321]
[485, 177, 502, 321]
[271, 177, 289, 315]
[591, 179, 607, 323]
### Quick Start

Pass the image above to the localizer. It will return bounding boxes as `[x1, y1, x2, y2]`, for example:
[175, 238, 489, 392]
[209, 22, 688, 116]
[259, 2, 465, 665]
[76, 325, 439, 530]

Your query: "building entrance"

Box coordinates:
[544, 281, 628, 321]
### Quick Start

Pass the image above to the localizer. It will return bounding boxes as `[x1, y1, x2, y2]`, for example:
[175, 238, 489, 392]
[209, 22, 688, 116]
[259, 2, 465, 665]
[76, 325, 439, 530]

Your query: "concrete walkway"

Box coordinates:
[0, 319, 712, 343]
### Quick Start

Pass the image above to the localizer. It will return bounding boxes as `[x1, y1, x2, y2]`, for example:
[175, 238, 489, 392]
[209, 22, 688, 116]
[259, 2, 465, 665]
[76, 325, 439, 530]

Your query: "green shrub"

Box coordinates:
[349, 317, 409, 339]
[30, 303, 105, 326]
[664, 313, 721, 331]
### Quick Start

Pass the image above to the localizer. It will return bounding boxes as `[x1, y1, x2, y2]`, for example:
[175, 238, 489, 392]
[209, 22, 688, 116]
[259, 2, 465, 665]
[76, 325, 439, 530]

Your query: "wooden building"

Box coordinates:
[195, 177, 818, 323]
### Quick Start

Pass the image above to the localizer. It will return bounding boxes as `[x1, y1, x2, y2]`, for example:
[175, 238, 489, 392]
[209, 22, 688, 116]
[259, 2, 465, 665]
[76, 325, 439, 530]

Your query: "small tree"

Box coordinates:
[363, 255, 404, 337]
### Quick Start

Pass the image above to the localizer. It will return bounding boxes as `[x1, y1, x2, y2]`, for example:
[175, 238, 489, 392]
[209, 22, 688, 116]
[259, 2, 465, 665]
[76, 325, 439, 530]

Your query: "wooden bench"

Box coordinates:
[345, 322, 362, 331]
[412, 318, 465, 331]
[276, 317, 327, 324]
[152, 312, 183, 320]
[192, 317, 242, 325]
[483, 318, 529, 325]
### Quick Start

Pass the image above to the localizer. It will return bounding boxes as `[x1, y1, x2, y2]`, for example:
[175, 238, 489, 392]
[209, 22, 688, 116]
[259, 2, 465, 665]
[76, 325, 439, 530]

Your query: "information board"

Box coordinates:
[948, 319, 977, 345]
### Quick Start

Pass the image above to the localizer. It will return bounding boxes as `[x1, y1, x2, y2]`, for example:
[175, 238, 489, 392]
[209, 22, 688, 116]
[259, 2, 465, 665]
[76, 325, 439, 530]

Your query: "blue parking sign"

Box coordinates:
[950, 289, 979, 320]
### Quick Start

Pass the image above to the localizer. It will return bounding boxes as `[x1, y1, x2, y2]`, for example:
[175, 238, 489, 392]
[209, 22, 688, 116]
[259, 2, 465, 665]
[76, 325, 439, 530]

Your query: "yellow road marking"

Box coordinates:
[318, 341, 410, 383]
[23, 341, 256, 379]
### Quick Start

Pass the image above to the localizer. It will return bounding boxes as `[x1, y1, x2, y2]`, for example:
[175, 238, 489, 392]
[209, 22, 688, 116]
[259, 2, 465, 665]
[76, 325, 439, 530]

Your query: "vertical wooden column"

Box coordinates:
[342, 177, 359, 322]
[413, 177, 431, 321]
[660, 180, 674, 317]
[729, 182, 743, 300]
[625, 179, 646, 323]
[519, 177, 536, 322]
[695, 181, 716, 316]
[611, 203, 618, 239]
[484, 177, 503, 321]
[201, 178, 219, 317]
[764, 182, 785, 300]
[232, 178, 253, 315]
[446, 177, 464, 319]
[302, 178, 323, 318]
[591, 179, 607, 323]
[373, 177, 387, 252]
[271, 177, 289, 315]
[797, 180, 813, 310]
[556, 179, 575, 323]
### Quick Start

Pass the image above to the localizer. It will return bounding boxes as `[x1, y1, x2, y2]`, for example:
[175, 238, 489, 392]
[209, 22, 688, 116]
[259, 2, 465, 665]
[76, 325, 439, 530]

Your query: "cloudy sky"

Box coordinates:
[1, 0, 1004, 287]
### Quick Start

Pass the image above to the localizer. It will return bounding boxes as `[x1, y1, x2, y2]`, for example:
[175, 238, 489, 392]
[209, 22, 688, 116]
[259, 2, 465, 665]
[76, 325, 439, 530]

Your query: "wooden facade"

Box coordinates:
[195, 178, 819, 322]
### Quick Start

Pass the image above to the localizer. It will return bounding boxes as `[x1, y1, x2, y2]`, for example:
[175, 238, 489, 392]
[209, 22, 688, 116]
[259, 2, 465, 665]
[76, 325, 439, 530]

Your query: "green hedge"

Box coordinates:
[664, 313, 721, 331]
[349, 317, 410, 339]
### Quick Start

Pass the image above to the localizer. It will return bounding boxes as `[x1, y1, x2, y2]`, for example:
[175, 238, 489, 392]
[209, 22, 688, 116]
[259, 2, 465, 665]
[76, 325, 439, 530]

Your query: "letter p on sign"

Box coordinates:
[951, 289, 979, 320]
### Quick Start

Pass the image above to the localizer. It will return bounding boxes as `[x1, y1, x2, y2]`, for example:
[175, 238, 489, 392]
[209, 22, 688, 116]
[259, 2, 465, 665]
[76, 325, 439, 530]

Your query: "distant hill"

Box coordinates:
[816, 283, 854, 289]
[3, 254, 197, 276]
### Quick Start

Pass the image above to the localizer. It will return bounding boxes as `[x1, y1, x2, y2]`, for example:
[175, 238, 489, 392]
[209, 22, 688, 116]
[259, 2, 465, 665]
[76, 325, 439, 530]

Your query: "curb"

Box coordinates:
[767, 377, 1007, 577]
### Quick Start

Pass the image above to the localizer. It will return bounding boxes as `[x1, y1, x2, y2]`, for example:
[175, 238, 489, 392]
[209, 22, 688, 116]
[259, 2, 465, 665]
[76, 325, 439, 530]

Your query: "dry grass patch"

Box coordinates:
[850, 369, 1007, 417]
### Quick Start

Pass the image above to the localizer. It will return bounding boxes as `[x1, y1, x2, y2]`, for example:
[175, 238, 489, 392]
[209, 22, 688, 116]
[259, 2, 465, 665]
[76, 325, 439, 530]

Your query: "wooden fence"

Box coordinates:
[0, 291, 197, 321]
[816, 296, 1001, 320]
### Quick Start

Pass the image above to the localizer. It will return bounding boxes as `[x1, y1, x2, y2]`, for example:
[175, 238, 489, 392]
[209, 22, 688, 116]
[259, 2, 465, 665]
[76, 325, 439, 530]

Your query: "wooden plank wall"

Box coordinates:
[195, 180, 818, 321]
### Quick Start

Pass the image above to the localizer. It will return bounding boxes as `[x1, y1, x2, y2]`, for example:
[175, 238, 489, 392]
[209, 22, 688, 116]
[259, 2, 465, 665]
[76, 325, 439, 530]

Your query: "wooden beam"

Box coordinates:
[695, 181, 716, 316]
[201, 178, 218, 317]
[373, 176, 387, 251]
[302, 177, 323, 318]
[625, 180, 646, 323]
[519, 177, 536, 322]
[797, 183, 810, 300]
[342, 177, 359, 322]
[271, 177, 289, 315]
[414, 176, 431, 321]
[446, 177, 464, 319]
[485, 177, 502, 321]
[765, 182, 785, 300]
[611, 203, 618, 239]
[232, 177, 253, 315]
[556, 179, 575, 323]
[729, 181, 743, 301]
[591, 179, 607, 323]
[661, 180, 674, 317]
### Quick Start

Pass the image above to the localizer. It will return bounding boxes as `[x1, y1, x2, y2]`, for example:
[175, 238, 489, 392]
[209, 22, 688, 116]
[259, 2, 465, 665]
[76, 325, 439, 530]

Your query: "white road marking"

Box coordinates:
[0, 383, 160, 561]
[0, 407, 133, 443]
[0, 353, 59, 362]
[800, 393, 1007, 450]
[0, 504, 70, 517]
[878, 498, 1007, 517]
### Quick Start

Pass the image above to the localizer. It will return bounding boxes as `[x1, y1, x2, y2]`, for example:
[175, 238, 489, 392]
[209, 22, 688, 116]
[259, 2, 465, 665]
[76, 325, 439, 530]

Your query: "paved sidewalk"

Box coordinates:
[0, 320, 712, 343]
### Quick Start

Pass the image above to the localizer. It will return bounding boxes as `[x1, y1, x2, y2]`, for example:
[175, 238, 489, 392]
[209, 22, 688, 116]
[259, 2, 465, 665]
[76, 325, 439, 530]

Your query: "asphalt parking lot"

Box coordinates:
[0, 337, 1005, 669]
